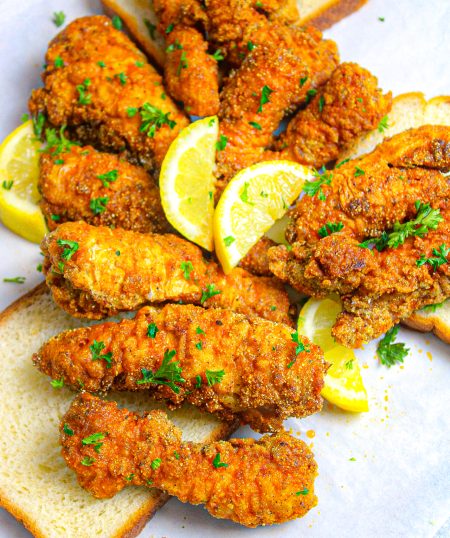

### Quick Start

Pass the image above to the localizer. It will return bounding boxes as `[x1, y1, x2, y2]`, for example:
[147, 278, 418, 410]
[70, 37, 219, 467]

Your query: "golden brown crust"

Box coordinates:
[303, 0, 368, 30]
[402, 309, 450, 344]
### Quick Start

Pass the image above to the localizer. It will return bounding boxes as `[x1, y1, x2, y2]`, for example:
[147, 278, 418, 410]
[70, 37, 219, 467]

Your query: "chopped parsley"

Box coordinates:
[32, 112, 46, 138]
[257, 85, 273, 113]
[318, 221, 344, 238]
[144, 19, 156, 39]
[76, 78, 92, 105]
[57, 239, 79, 261]
[196, 326, 205, 335]
[165, 23, 174, 34]
[173, 451, 180, 460]
[52, 11, 66, 27]
[416, 244, 449, 272]
[240, 181, 254, 205]
[354, 166, 365, 177]
[212, 453, 228, 468]
[125, 474, 135, 481]
[247, 41, 256, 51]
[345, 359, 354, 370]
[177, 51, 188, 76]
[97, 169, 118, 187]
[90, 340, 113, 368]
[135, 60, 145, 67]
[21, 113, 29, 123]
[195, 342, 203, 350]
[147, 323, 159, 338]
[166, 40, 183, 53]
[200, 284, 221, 304]
[50, 378, 64, 388]
[115, 250, 120, 256]
[302, 168, 332, 201]
[63, 423, 74, 436]
[376, 326, 409, 367]
[137, 349, 185, 393]
[299, 76, 308, 87]
[127, 107, 138, 117]
[115, 72, 127, 85]
[288, 331, 310, 368]
[216, 134, 228, 151]
[223, 236, 235, 247]
[139, 103, 176, 138]
[36, 263, 43, 272]
[421, 302, 444, 313]
[82, 432, 107, 453]
[54, 56, 64, 68]
[249, 121, 262, 130]
[81, 456, 95, 466]
[90, 196, 109, 215]
[210, 49, 224, 61]
[42, 125, 80, 154]
[205, 369, 225, 386]
[2, 180, 13, 190]
[335, 158, 350, 169]
[378, 115, 389, 133]
[305, 89, 317, 105]
[359, 201, 443, 250]
[296, 489, 309, 496]
[151, 458, 162, 470]
[318, 95, 325, 113]
[180, 261, 194, 280]
[378, 16, 385, 21]
[97, 61, 106, 68]
[112, 15, 123, 30]
[195, 375, 202, 388]
[51, 214, 60, 221]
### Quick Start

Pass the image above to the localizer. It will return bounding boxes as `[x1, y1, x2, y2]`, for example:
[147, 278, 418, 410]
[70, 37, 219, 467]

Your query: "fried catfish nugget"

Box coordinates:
[61, 393, 318, 527]
[272, 62, 392, 167]
[39, 145, 172, 233]
[280, 125, 450, 247]
[42, 221, 292, 323]
[29, 16, 188, 171]
[34, 304, 326, 432]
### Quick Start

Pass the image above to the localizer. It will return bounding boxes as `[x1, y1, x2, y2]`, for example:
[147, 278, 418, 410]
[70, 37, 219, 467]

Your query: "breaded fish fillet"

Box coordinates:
[61, 393, 318, 527]
[42, 221, 292, 324]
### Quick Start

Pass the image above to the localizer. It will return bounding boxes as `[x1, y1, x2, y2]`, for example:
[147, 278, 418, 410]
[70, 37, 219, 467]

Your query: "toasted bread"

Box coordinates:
[101, 0, 368, 68]
[0, 284, 237, 538]
[339, 92, 450, 344]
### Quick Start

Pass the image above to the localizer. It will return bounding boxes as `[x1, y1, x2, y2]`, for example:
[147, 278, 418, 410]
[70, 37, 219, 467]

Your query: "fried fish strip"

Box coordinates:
[269, 212, 450, 348]
[39, 145, 172, 233]
[281, 125, 450, 247]
[42, 221, 292, 323]
[61, 393, 318, 527]
[29, 16, 188, 171]
[34, 304, 325, 432]
[271, 62, 392, 167]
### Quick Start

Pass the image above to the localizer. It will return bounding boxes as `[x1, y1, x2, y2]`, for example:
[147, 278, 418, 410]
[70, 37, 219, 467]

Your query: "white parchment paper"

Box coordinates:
[0, 1, 448, 537]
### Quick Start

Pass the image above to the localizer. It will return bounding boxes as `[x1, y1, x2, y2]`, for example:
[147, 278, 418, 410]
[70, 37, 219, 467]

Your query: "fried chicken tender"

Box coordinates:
[271, 62, 392, 167]
[164, 26, 220, 116]
[29, 16, 188, 171]
[239, 236, 276, 276]
[42, 221, 292, 324]
[270, 214, 450, 348]
[216, 30, 339, 191]
[281, 125, 450, 247]
[153, 0, 207, 30]
[34, 303, 325, 432]
[39, 145, 172, 233]
[61, 393, 318, 526]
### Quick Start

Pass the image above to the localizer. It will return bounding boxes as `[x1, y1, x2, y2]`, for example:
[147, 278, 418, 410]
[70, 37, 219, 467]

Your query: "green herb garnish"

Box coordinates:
[200, 284, 221, 304]
[90, 340, 113, 368]
[137, 350, 185, 393]
[97, 169, 118, 187]
[318, 222, 344, 238]
[376, 326, 409, 367]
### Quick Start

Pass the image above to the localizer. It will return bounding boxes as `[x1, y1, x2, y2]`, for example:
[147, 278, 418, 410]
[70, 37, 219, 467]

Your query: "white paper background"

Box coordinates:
[0, 0, 449, 537]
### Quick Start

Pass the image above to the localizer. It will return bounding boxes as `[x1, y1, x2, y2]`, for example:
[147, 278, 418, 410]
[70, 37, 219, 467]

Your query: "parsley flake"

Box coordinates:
[63, 423, 74, 436]
[302, 168, 332, 200]
[42, 125, 80, 155]
[201, 284, 222, 304]
[206, 369, 225, 386]
[57, 239, 79, 261]
[216, 134, 228, 151]
[82, 432, 107, 453]
[166, 23, 174, 34]
[52, 11, 66, 27]
[318, 222, 344, 238]
[90, 340, 113, 368]
[416, 244, 449, 272]
[90, 196, 109, 215]
[76, 79, 92, 105]
[299, 76, 308, 87]
[212, 453, 228, 468]
[210, 49, 224, 61]
[137, 349, 185, 393]
[151, 458, 162, 470]
[50, 378, 64, 388]
[249, 121, 262, 130]
[21, 113, 29, 123]
[377, 326, 409, 367]
[2, 180, 13, 190]
[240, 181, 254, 205]
[97, 61, 106, 68]
[354, 166, 365, 177]
[223, 236, 235, 247]
[97, 169, 118, 187]
[139, 103, 176, 138]
[112, 15, 122, 30]
[247, 41, 256, 51]
[305, 89, 317, 105]
[147, 323, 159, 338]
[335, 158, 350, 169]
[181, 261, 194, 280]
[115, 72, 127, 85]
[144, 19, 156, 39]
[296, 488, 309, 496]
[318, 95, 325, 113]
[195, 342, 203, 350]
[257, 85, 273, 113]
[81, 456, 95, 466]
[196, 326, 205, 335]
[54, 56, 64, 68]
[378, 115, 389, 133]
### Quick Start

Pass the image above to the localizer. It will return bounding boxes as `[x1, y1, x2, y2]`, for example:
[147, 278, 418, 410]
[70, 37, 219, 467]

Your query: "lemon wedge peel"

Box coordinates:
[214, 160, 314, 274]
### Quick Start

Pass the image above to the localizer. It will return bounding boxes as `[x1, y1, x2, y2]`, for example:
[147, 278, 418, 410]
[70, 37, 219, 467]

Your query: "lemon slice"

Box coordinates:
[0, 120, 46, 243]
[298, 296, 369, 412]
[160, 116, 218, 251]
[214, 161, 313, 274]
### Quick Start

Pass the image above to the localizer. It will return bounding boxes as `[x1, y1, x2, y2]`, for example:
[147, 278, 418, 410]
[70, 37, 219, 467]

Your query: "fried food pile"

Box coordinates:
[61, 393, 318, 527]
[34, 303, 326, 432]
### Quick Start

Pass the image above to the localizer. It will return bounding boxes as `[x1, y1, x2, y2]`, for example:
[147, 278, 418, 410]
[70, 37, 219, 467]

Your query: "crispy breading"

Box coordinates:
[269, 210, 450, 348]
[164, 26, 220, 116]
[271, 62, 392, 167]
[29, 16, 188, 171]
[34, 303, 325, 432]
[282, 125, 450, 246]
[153, 0, 208, 30]
[39, 145, 172, 233]
[61, 393, 318, 526]
[42, 221, 292, 323]
[238, 236, 276, 276]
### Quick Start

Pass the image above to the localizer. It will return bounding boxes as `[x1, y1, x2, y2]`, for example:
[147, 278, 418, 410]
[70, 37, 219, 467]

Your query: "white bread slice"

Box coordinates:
[338, 92, 450, 344]
[0, 284, 236, 538]
[101, 0, 368, 68]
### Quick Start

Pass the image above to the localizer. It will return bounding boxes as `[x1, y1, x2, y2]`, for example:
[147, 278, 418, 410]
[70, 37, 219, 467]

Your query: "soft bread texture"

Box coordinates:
[101, 0, 368, 67]
[0, 284, 236, 538]
[339, 92, 450, 344]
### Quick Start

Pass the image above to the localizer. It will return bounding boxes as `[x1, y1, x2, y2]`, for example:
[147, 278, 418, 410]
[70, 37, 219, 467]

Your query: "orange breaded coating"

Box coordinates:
[61, 393, 318, 527]
[273, 62, 392, 167]
[164, 26, 219, 116]
[239, 236, 276, 276]
[34, 304, 326, 432]
[29, 16, 188, 170]
[39, 145, 172, 234]
[42, 221, 292, 324]
[281, 126, 450, 247]
[153, 0, 208, 30]
[216, 26, 339, 190]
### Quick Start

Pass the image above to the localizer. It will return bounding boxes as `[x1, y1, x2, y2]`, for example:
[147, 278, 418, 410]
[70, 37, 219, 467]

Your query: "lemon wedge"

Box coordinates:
[298, 296, 369, 412]
[0, 120, 47, 243]
[160, 116, 218, 251]
[214, 161, 313, 274]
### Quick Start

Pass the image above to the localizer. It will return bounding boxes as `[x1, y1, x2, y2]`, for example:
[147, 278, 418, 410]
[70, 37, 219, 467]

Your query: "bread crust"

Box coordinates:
[402, 311, 450, 344]
[0, 285, 238, 538]
[300, 0, 368, 30]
